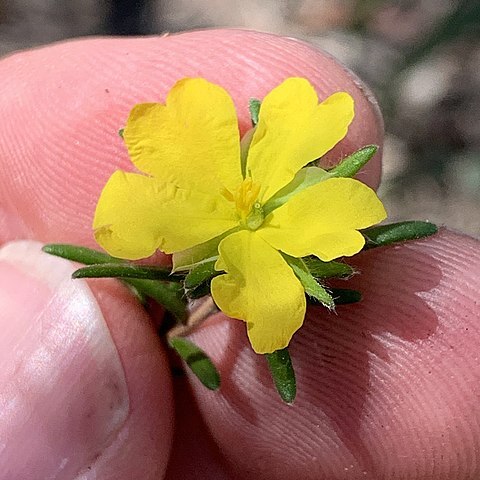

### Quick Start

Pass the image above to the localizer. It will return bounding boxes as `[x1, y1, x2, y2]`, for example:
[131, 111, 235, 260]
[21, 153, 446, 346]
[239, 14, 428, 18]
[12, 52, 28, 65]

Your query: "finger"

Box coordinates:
[187, 230, 480, 480]
[0, 29, 383, 247]
[0, 29, 384, 478]
[164, 376, 234, 480]
[0, 241, 173, 479]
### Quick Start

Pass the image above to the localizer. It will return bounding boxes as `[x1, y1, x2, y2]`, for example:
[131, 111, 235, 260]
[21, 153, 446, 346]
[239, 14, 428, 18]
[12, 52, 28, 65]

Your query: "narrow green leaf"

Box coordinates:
[265, 348, 296, 404]
[303, 256, 355, 279]
[284, 255, 335, 309]
[118, 128, 125, 138]
[43, 244, 187, 321]
[169, 337, 220, 390]
[42, 244, 122, 265]
[125, 278, 186, 321]
[329, 145, 378, 178]
[330, 288, 362, 305]
[249, 98, 261, 126]
[184, 259, 218, 289]
[72, 263, 182, 281]
[362, 221, 438, 248]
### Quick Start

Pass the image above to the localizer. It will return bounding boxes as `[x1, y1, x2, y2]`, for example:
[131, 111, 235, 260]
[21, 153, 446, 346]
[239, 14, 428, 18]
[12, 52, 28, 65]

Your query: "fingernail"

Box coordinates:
[0, 241, 129, 479]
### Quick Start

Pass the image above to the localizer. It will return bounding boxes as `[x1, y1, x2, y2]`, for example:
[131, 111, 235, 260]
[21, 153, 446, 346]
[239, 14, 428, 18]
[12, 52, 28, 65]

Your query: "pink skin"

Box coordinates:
[0, 30, 478, 479]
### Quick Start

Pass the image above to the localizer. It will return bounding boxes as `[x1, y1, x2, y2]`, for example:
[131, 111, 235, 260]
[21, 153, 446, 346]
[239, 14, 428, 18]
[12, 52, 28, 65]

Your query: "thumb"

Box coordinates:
[0, 241, 173, 479]
[187, 230, 480, 480]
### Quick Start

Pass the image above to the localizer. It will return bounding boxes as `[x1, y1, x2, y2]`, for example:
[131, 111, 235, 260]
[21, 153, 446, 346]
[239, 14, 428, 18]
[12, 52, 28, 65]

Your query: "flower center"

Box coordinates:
[222, 178, 265, 230]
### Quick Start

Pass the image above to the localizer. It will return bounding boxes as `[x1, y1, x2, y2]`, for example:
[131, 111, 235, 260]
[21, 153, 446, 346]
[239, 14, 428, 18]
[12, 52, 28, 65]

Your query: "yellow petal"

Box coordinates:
[258, 177, 387, 261]
[172, 229, 236, 272]
[246, 78, 354, 202]
[93, 171, 238, 259]
[211, 230, 306, 354]
[124, 78, 243, 194]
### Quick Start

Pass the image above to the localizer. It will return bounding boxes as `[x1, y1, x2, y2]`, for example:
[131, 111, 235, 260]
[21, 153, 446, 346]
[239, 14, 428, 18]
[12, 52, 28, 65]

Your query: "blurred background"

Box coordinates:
[0, 0, 479, 237]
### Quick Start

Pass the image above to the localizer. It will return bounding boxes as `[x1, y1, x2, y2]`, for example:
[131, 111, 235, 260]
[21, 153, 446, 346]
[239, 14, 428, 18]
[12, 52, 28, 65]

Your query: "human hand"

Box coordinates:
[0, 30, 479, 480]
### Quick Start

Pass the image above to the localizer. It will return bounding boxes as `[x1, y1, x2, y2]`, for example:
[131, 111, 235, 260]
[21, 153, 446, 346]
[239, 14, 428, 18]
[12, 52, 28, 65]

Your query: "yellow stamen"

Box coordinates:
[222, 178, 261, 221]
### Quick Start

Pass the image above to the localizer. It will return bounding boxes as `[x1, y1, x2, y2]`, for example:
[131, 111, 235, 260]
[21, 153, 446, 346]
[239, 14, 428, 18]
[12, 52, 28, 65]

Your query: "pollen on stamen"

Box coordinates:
[221, 187, 235, 202]
[222, 179, 262, 222]
[235, 179, 261, 218]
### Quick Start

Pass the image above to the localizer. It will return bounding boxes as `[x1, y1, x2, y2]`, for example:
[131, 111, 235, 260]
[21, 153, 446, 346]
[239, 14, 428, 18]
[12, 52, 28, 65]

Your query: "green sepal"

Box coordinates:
[329, 145, 378, 178]
[172, 229, 233, 272]
[184, 259, 218, 289]
[249, 98, 261, 126]
[330, 288, 362, 305]
[284, 255, 335, 309]
[303, 256, 355, 279]
[169, 337, 221, 390]
[184, 260, 224, 300]
[362, 221, 438, 248]
[186, 282, 211, 300]
[118, 128, 125, 138]
[265, 348, 296, 404]
[72, 263, 182, 282]
[42, 244, 187, 321]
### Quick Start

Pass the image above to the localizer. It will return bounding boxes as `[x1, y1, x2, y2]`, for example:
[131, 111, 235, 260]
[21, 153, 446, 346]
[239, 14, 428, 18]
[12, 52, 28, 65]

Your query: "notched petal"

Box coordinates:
[93, 170, 238, 259]
[247, 78, 355, 202]
[123, 78, 243, 193]
[258, 177, 386, 261]
[211, 230, 306, 354]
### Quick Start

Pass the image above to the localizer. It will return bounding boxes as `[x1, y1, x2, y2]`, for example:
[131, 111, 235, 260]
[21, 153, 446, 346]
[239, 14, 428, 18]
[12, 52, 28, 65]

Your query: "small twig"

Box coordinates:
[167, 296, 219, 340]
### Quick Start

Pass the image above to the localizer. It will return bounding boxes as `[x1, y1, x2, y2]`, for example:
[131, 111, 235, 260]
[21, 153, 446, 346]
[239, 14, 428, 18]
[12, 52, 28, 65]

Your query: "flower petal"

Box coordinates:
[171, 229, 236, 272]
[246, 78, 354, 202]
[93, 171, 238, 259]
[211, 230, 306, 354]
[263, 166, 331, 216]
[258, 177, 387, 261]
[123, 78, 243, 194]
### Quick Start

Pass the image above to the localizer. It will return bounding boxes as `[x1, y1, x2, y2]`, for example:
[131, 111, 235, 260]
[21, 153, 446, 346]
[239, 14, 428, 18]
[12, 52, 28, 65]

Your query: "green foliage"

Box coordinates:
[169, 337, 221, 390]
[330, 288, 362, 305]
[362, 221, 438, 248]
[265, 348, 296, 404]
[42, 244, 122, 265]
[184, 259, 218, 289]
[329, 145, 378, 178]
[249, 98, 261, 126]
[72, 263, 181, 281]
[284, 255, 335, 309]
[303, 257, 355, 279]
[43, 244, 187, 321]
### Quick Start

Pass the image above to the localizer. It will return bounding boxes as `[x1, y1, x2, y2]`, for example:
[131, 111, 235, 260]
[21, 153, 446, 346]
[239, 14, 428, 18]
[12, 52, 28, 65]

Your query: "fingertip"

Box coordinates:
[185, 230, 480, 479]
[0, 241, 173, 479]
[0, 29, 382, 247]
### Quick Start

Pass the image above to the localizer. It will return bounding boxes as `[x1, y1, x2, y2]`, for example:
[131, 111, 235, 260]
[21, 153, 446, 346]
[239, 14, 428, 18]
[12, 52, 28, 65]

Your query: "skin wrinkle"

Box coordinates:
[187, 230, 480, 479]
[0, 31, 382, 248]
[1, 31, 479, 479]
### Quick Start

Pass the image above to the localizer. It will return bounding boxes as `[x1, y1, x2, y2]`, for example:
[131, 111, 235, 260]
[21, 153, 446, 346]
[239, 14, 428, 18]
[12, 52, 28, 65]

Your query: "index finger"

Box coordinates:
[0, 29, 383, 247]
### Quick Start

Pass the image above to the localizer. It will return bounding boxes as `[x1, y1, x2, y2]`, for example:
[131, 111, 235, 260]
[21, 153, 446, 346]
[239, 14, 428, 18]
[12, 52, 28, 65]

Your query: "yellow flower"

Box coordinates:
[93, 77, 386, 354]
